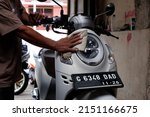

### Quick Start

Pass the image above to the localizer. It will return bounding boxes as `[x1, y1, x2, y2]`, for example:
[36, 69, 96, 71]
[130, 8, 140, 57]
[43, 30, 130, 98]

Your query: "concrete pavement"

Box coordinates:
[15, 83, 34, 100]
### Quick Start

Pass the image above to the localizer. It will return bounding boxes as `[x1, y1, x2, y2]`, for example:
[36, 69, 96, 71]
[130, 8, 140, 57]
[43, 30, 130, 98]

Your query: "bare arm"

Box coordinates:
[18, 8, 82, 53]
[20, 9, 44, 26]
[16, 25, 82, 53]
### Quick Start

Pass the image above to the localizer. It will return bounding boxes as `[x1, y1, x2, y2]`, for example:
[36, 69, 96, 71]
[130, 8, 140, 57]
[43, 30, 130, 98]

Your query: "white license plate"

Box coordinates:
[71, 72, 124, 90]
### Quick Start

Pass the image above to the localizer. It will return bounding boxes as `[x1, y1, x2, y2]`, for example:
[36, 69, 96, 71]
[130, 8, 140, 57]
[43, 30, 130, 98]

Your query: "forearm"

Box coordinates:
[16, 25, 57, 50]
[20, 10, 45, 26]
[16, 24, 82, 53]
[20, 10, 31, 25]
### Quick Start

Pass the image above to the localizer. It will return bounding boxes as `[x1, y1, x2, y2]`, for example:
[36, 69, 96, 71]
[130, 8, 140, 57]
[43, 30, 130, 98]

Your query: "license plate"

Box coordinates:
[71, 72, 124, 90]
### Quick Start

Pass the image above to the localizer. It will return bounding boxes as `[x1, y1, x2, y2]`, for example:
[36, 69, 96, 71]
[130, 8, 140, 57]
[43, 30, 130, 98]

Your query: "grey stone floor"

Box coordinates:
[15, 83, 34, 100]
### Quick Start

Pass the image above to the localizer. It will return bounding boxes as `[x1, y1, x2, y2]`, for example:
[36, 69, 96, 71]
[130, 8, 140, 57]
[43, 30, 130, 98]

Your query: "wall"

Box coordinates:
[104, 0, 150, 31]
[135, 0, 150, 29]
[101, 29, 150, 99]
[105, 0, 135, 31]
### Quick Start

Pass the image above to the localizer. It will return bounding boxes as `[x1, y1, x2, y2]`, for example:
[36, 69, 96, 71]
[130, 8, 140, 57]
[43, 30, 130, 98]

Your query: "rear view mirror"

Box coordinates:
[105, 3, 115, 16]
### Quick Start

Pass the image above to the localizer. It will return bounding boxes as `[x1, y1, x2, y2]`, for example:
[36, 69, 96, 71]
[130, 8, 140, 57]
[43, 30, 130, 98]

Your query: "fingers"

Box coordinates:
[69, 32, 80, 38]
[70, 40, 82, 48]
[65, 48, 79, 53]
[69, 34, 82, 43]
[30, 12, 43, 19]
[69, 33, 81, 41]
[35, 13, 45, 21]
[56, 35, 81, 53]
[30, 12, 45, 25]
[68, 34, 82, 48]
[56, 32, 85, 53]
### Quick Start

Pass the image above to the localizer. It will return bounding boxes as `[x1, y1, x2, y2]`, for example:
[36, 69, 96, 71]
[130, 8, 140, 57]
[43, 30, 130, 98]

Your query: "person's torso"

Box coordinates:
[0, 0, 23, 87]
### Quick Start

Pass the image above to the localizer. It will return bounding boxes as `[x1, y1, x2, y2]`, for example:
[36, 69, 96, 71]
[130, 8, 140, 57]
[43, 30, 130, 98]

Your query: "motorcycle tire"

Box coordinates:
[14, 70, 29, 95]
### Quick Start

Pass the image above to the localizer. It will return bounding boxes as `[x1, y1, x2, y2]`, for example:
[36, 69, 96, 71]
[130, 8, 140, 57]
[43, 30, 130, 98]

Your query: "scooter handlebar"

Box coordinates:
[95, 26, 119, 39]
[40, 16, 61, 25]
[40, 17, 54, 24]
[102, 30, 119, 39]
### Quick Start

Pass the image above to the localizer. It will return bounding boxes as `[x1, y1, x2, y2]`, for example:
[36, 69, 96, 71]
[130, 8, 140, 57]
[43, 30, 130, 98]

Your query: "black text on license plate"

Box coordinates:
[71, 72, 124, 90]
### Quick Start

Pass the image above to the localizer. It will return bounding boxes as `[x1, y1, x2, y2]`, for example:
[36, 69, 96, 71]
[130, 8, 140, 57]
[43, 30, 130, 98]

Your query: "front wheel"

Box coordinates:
[14, 70, 29, 95]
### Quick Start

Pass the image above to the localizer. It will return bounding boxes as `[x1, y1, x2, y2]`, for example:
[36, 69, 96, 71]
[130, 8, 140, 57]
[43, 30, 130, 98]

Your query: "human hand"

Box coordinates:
[29, 12, 45, 25]
[55, 33, 82, 53]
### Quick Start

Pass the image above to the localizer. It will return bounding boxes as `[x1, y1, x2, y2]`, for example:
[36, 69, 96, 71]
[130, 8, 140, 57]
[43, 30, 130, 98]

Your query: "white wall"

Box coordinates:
[105, 0, 135, 31]
[105, 0, 150, 30]
[101, 29, 150, 99]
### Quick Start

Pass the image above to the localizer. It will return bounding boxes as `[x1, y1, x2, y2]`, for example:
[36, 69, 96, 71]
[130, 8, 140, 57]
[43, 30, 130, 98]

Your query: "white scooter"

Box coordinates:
[32, 0, 124, 100]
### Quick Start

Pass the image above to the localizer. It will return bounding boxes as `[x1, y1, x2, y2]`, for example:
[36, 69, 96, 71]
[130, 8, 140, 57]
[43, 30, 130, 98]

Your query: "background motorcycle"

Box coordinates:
[32, 0, 124, 100]
[14, 41, 30, 95]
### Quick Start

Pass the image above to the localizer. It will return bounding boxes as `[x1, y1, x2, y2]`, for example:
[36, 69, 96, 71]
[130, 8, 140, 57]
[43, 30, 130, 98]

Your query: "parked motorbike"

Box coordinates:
[33, 0, 124, 100]
[14, 41, 30, 95]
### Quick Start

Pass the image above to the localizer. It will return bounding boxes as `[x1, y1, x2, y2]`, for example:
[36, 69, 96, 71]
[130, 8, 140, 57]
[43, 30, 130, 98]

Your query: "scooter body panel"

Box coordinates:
[55, 29, 118, 100]
[34, 56, 53, 99]
[34, 29, 122, 100]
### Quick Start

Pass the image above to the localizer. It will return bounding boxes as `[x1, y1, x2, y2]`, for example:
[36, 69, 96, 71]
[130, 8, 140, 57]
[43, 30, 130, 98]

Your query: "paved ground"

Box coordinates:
[15, 83, 34, 100]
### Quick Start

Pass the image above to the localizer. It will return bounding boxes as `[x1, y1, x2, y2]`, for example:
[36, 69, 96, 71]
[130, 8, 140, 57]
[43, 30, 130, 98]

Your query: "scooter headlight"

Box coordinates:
[77, 33, 104, 66]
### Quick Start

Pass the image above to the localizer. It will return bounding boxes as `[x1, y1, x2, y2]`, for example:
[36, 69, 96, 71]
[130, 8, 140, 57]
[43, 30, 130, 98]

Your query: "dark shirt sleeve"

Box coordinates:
[0, 7, 23, 36]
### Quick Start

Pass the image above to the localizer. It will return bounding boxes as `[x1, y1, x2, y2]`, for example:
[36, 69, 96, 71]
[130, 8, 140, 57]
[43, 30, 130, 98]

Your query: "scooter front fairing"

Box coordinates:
[55, 29, 123, 100]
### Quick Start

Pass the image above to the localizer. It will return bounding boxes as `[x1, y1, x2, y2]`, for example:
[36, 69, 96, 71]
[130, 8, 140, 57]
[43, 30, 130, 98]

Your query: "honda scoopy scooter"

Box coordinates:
[32, 0, 124, 100]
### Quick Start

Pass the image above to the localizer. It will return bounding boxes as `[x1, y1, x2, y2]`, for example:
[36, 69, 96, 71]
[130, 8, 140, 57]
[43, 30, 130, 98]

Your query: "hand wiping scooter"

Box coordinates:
[62, 29, 88, 59]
